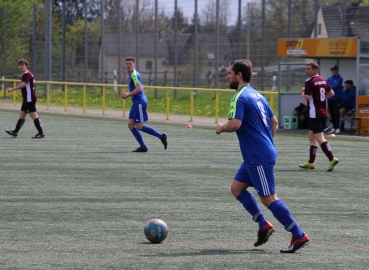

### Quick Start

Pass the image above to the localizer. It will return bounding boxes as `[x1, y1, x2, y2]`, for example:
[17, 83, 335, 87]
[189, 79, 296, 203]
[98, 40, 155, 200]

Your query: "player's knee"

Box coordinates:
[259, 194, 278, 207]
[135, 123, 144, 130]
[230, 185, 242, 198]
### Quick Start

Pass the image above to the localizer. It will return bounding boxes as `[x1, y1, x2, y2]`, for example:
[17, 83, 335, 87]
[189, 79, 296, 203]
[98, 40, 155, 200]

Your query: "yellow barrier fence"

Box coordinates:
[0, 79, 278, 123]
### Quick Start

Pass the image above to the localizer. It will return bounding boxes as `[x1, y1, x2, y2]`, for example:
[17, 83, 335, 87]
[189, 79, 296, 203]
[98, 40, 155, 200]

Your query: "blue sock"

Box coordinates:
[268, 200, 304, 238]
[237, 190, 267, 228]
[131, 128, 146, 148]
[141, 125, 162, 139]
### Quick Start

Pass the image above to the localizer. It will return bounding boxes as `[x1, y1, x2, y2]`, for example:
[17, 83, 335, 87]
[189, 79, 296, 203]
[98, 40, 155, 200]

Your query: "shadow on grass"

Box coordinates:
[140, 248, 267, 257]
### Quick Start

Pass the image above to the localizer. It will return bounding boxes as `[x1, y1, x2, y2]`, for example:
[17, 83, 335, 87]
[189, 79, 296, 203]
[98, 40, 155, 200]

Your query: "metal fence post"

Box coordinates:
[46, 83, 50, 110]
[215, 91, 219, 123]
[83, 85, 87, 113]
[190, 89, 194, 122]
[3, 6, 7, 99]
[166, 88, 170, 120]
[64, 85, 68, 111]
[102, 86, 106, 115]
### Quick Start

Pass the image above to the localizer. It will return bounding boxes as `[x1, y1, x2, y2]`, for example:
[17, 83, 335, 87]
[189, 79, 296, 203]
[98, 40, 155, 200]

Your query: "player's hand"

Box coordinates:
[7, 88, 13, 93]
[120, 92, 129, 99]
[216, 123, 223, 134]
[300, 87, 305, 95]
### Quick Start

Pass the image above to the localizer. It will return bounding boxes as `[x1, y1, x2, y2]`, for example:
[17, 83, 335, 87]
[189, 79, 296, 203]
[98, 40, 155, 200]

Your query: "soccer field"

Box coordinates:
[1, 109, 368, 269]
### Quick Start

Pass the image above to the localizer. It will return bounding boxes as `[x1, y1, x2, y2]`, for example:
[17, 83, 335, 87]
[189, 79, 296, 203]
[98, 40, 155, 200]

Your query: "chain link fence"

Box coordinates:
[1, 0, 369, 96]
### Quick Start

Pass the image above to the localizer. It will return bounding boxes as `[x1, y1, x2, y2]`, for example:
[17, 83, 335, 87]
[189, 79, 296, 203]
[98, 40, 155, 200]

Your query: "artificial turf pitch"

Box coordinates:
[0, 109, 368, 269]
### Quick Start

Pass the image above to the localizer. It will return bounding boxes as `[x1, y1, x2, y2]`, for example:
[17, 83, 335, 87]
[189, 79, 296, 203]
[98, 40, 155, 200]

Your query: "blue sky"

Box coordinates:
[159, 0, 256, 25]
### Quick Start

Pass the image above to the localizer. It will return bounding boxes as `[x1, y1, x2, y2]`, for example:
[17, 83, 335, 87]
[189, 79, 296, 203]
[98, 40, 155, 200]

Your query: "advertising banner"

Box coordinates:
[278, 38, 358, 58]
[356, 96, 369, 135]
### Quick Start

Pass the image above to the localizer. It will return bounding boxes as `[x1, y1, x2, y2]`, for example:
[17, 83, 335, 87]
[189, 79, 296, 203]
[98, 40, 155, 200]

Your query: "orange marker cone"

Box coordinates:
[329, 134, 335, 137]
[186, 124, 192, 128]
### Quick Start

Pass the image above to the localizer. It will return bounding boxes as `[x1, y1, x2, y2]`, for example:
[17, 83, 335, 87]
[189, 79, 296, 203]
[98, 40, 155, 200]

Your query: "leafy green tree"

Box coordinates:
[63, 20, 101, 74]
[0, 0, 39, 75]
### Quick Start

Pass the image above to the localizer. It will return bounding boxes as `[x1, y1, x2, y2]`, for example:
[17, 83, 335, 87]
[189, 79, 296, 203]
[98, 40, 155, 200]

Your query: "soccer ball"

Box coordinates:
[144, 218, 168, 243]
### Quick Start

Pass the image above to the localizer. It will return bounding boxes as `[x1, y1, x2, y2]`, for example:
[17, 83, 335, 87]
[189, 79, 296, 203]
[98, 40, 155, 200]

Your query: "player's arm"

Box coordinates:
[121, 71, 143, 99]
[301, 87, 310, 101]
[216, 119, 241, 134]
[270, 116, 278, 138]
[125, 83, 143, 97]
[326, 89, 334, 99]
[7, 82, 26, 93]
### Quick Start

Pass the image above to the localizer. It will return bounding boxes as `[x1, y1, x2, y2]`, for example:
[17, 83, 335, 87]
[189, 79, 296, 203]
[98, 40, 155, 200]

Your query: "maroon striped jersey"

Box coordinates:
[304, 75, 332, 118]
[21, 70, 37, 102]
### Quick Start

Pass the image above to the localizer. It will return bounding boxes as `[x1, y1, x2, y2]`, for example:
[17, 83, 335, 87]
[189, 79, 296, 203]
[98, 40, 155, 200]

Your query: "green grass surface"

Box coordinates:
[1, 87, 278, 118]
[0, 109, 368, 269]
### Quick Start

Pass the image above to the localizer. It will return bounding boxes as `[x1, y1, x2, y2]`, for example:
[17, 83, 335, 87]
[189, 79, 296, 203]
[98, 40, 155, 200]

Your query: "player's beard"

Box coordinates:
[228, 79, 239, 90]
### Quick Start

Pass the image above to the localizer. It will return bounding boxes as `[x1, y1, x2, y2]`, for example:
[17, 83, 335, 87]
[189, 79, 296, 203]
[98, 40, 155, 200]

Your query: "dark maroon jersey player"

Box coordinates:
[298, 62, 338, 172]
[304, 75, 332, 118]
[5, 58, 45, 139]
[20, 70, 37, 103]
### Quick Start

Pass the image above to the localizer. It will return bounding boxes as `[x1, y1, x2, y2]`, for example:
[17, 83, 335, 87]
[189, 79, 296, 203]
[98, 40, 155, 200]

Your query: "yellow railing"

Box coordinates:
[0, 79, 278, 123]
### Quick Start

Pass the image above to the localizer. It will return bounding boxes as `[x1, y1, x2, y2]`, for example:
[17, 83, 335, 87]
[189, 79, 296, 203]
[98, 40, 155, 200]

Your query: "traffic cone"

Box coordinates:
[186, 124, 192, 128]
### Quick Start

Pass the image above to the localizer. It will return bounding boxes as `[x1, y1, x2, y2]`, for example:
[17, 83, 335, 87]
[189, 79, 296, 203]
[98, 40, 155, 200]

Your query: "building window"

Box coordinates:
[146, 60, 153, 70]
[318, 23, 322, 35]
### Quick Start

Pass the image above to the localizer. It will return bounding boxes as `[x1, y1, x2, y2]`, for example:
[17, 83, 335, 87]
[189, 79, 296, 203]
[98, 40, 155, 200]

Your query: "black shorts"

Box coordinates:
[308, 118, 326, 134]
[21, 102, 37, 113]
[341, 106, 354, 112]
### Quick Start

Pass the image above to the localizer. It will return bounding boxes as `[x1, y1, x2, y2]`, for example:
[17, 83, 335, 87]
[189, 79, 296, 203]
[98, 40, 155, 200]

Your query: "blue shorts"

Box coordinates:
[129, 102, 148, 123]
[234, 162, 276, 197]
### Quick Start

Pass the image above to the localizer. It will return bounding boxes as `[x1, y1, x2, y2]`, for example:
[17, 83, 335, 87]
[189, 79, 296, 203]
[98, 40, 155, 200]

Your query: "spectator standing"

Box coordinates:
[327, 65, 343, 134]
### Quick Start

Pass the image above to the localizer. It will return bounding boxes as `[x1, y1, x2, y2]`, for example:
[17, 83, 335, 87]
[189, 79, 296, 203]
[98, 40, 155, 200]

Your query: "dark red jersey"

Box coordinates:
[304, 75, 332, 118]
[21, 70, 37, 102]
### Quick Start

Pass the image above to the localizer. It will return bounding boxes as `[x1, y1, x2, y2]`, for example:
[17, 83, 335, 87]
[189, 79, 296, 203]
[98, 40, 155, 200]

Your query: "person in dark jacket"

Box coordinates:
[339, 80, 356, 131]
[327, 65, 343, 134]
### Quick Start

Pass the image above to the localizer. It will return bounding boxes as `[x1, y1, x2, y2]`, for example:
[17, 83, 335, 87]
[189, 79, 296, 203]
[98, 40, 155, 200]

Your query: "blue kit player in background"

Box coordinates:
[120, 57, 167, 152]
[215, 59, 310, 253]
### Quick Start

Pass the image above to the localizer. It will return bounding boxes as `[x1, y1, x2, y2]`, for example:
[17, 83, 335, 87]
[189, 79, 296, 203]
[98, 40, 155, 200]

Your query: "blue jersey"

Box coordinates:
[327, 74, 343, 100]
[228, 85, 277, 165]
[128, 70, 147, 103]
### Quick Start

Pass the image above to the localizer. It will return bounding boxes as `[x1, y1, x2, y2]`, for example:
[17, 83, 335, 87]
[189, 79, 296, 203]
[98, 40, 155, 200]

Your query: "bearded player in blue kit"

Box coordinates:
[120, 57, 167, 152]
[216, 59, 310, 253]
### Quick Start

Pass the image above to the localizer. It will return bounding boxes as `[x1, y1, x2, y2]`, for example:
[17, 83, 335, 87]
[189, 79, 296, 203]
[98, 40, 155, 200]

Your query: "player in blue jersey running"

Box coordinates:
[120, 57, 167, 152]
[216, 59, 310, 253]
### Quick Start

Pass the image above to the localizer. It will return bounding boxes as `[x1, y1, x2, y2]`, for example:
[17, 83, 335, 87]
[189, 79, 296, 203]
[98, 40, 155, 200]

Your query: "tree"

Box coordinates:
[63, 20, 101, 74]
[186, 13, 202, 34]
[53, 0, 101, 23]
[170, 8, 188, 34]
[0, 0, 39, 75]
[202, 0, 230, 34]
[104, 0, 165, 34]
[183, 48, 213, 86]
